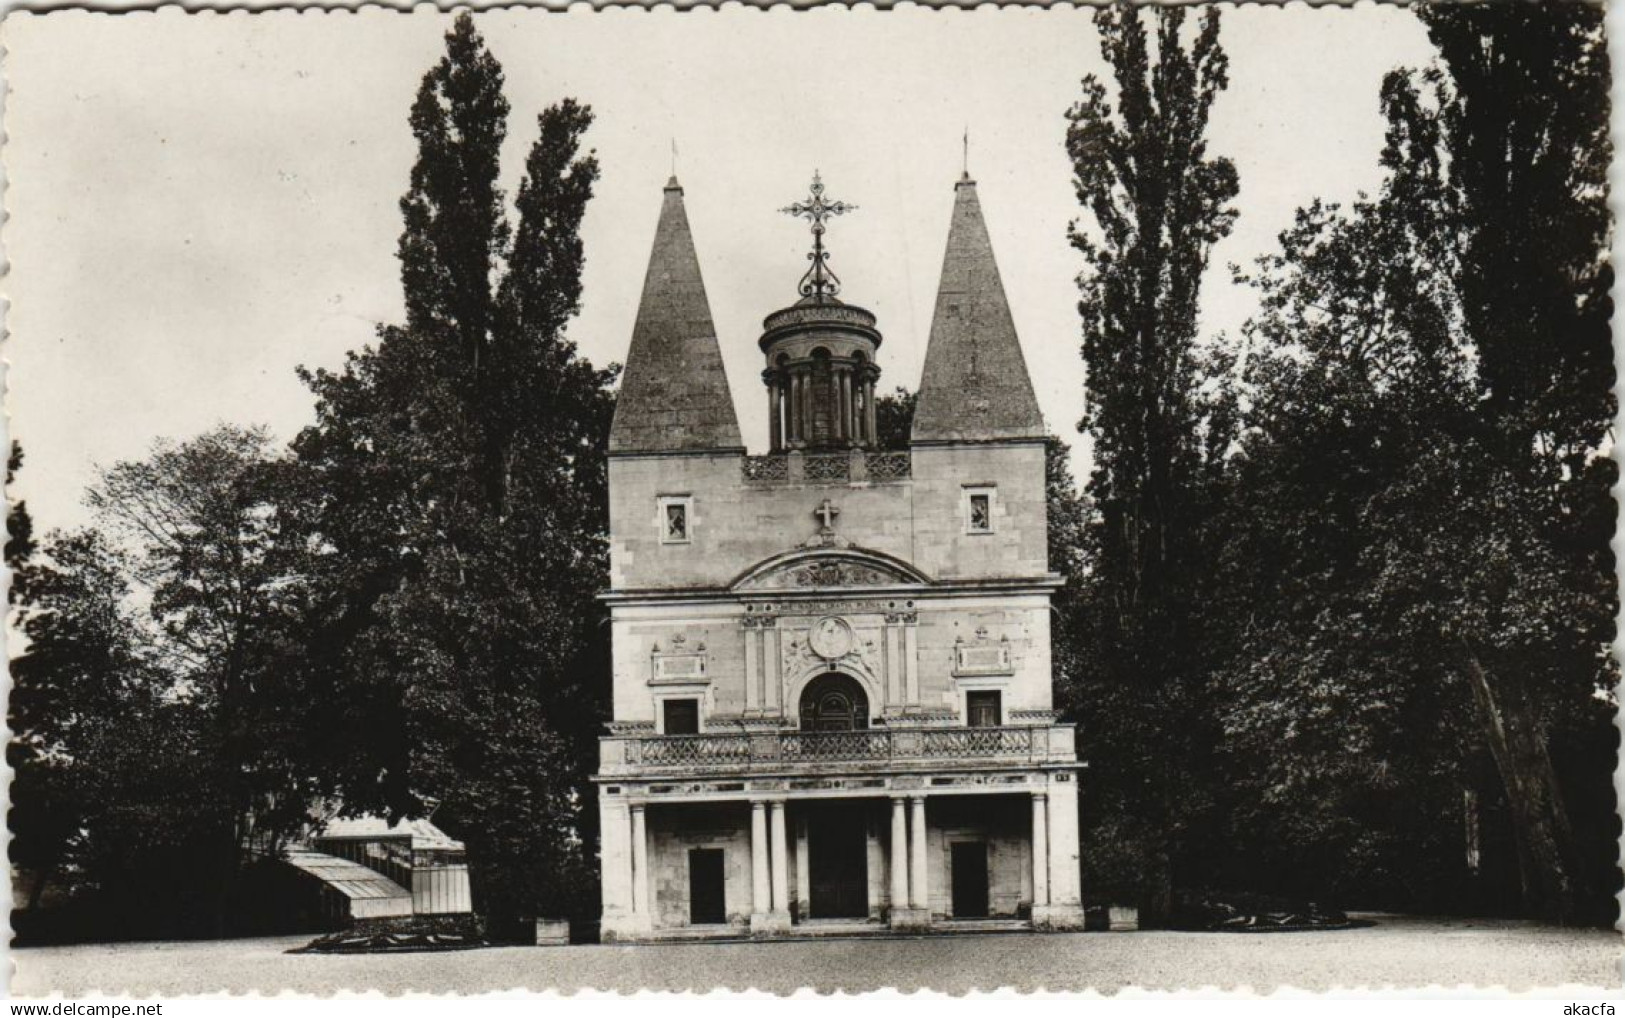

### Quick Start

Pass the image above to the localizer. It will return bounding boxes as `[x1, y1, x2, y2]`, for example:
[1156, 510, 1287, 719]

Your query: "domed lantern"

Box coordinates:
[761, 172, 883, 451]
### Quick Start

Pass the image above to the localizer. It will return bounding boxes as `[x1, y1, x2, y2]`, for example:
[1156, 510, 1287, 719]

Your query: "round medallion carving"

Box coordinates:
[808, 616, 854, 660]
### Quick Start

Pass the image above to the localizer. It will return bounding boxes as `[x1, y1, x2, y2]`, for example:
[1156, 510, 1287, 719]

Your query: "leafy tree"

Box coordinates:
[1212, 74, 1473, 909]
[1063, 3, 1239, 921]
[292, 12, 615, 923]
[1216, 1, 1616, 922]
[10, 424, 315, 937]
[1377, 1, 1614, 922]
[1044, 436, 1092, 724]
[63, 427, 314, 929]
[9, 530, 144, 915]
[873, 386, 918, 451]
[8, 441, 36, 577]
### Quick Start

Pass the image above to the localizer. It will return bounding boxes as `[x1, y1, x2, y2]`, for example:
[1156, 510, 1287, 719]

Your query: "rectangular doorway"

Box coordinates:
[808, 806, 869, 918]
[688, 848, 725, 925]
[950, 841, 989, 918]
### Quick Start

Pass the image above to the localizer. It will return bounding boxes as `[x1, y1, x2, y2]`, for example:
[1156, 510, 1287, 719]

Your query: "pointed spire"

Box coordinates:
[609, 179, 743, 455]
[911, 176, 1045, 444]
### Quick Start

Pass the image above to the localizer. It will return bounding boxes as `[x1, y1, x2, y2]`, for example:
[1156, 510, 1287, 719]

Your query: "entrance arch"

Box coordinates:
[798, 673, 870, 732]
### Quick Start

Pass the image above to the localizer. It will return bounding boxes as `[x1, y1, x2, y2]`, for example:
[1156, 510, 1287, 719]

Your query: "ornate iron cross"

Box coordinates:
[780, 171, 857, 300]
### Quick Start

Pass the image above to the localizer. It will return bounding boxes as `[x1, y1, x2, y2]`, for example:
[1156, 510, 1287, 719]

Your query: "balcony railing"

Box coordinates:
[601, 724, 1075, 775]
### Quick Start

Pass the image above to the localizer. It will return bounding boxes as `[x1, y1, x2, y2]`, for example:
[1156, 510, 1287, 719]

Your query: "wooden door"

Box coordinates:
[688, 848, 726, 925]
[951, 841, 989, 918]
[808, 811, 868, 918]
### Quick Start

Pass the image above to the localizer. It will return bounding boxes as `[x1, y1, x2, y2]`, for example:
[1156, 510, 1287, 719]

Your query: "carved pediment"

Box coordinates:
[732, 548, 929, 592]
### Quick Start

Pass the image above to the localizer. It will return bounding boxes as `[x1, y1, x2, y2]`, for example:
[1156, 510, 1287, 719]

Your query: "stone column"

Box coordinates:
[845, 365, 858, 442]
[751, 801, 771, 919]
[794, 814, 812, 915]
[831, 367, 844, 442]
[889, 797, 909, 910]
[801, 368, 814, 445]
[1031, 792, 1050, 908]
[769, 800, 791, 920]
[864, 377, 877, 445]
[769, 377, 783, 452]
[850, 373, 863, 445]
[909, 796, 928, 911]
[630, 803, 650, 919]
[789, 373, 803, 446]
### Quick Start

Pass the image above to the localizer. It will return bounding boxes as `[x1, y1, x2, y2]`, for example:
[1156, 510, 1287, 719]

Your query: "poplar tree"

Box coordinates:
[292, 12, 615, 923]
[1063, 4, 1239, 921]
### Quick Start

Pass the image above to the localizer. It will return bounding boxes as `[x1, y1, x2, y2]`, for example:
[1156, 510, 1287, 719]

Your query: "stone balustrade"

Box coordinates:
[597, 724, 1076, 777]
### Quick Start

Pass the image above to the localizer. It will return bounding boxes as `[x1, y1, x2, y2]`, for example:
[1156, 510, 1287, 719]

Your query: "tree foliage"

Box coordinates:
[872, 386, 918, 451]
[1198, 0, 1615, 921]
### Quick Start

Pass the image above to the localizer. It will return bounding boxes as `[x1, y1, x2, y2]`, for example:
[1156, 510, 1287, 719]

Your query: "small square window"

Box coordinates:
[964, 486, 996, 534]
[663, 698, 700, 735]
[659, 496, 692, 544]
[967, 690, 1002, 728]
[969, 494, 990, 531]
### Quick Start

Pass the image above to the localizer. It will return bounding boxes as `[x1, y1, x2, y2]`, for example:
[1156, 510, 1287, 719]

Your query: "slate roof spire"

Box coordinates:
[609, 177, 744, 455]
[911, 175, 1045, 444]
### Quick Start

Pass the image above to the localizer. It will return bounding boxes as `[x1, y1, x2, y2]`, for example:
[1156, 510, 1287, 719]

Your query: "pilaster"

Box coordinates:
[1032, 777, 1085, 931]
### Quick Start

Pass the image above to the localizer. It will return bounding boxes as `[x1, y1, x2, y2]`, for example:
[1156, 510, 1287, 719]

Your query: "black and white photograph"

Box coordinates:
[3, 0, 1619, 999]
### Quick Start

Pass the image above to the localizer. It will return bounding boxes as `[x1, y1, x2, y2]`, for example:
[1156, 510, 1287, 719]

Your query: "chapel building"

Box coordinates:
[593, 171, 1085, 940]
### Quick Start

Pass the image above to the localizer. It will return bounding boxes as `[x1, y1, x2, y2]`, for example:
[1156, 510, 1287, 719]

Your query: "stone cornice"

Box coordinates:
[599, 574, 1063, 606]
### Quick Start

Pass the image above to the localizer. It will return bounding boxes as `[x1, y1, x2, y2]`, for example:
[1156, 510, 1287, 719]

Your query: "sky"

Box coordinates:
[3, 4, 1437, 534]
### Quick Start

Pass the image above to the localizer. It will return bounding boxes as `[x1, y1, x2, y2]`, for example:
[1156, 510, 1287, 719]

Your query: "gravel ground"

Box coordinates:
[11, 915, 1620, 996]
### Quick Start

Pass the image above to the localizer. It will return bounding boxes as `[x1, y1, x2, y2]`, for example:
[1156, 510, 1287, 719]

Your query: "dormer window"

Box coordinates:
[964, 485, 996, 534]
[659, 495, 693, 544]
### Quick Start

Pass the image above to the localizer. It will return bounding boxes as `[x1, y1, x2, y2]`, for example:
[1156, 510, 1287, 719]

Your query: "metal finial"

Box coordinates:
[779, 170, 857, 300]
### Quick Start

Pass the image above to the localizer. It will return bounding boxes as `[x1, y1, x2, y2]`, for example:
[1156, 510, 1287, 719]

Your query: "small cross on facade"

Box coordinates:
[814, 499, 841, 533]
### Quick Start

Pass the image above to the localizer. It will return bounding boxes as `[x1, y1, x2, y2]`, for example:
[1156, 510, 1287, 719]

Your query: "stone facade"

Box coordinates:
[594, 173, 1085, 941]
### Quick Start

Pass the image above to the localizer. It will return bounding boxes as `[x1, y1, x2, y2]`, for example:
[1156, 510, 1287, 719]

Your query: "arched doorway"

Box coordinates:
[798, 673, 870, 732]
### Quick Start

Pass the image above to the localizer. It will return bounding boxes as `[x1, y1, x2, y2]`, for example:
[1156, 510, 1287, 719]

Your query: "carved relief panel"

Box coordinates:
[651, 633, 709, 684]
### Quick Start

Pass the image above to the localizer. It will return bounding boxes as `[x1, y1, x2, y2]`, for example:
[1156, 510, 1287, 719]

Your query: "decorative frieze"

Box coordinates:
[803, 453, 851, 482]
[741, 455, 789, 482]
[745, 597, 915, 617]
[736, 555, 915, 591]
[597, 767, 1051, 801]
[1008, 709, 1061, 724]
[863, 450, 911, 481]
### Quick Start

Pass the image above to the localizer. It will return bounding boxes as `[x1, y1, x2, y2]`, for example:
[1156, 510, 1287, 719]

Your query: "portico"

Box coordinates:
[596, 727, 1084, 939]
